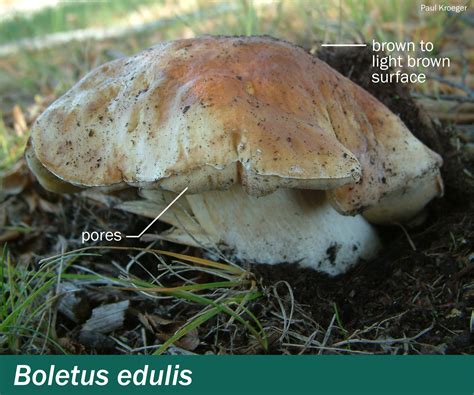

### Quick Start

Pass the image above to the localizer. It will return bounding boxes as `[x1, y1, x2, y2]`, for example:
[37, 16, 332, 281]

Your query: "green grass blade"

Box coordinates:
[0, 277, 56, 332]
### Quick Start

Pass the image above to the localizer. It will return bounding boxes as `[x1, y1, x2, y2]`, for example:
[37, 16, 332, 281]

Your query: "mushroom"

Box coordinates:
[25, 36, 443, 276]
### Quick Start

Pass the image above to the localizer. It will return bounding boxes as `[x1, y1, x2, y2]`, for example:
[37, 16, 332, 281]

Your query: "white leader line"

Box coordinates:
[125, 186, 188, 239]
[321, 44, 367, 47]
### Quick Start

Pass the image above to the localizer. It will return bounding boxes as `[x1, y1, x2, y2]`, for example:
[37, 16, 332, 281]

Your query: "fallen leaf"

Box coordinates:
[446, 308, 462, 319]
[139, 313, 200, 351]
[23, 192, 38, 213]
[12, 105, 27, 137]
[0, 229, 21, 242]
[38, 197, 62, 215]
[0, 159, 30, 198]
[57, 337, 86, 354]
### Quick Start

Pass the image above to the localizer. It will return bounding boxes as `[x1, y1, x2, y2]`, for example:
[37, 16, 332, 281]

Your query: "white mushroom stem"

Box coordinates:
[119, 186, 381, 276]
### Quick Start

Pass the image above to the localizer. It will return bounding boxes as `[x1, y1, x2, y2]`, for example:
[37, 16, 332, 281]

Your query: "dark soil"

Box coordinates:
[252, 47, 474, 354]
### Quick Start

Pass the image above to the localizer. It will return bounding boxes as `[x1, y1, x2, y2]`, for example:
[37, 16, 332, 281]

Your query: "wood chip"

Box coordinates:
[82, 300, 129, 334]
[57, 283, 91, 324]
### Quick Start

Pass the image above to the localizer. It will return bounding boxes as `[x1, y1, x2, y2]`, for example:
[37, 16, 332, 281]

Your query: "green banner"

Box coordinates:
[0, 356, 472, 394]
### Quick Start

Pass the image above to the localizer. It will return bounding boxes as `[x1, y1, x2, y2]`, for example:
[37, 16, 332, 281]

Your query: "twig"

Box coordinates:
[318, 313, 336, 355]
[425, 73, 474, 97]
[411, 92, 474, 103]
[396, 223, 417, 251]
[333, 322, 434, 347]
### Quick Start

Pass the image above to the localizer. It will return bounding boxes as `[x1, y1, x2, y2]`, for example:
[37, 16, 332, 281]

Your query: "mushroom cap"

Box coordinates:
[28, 35, 442, 220]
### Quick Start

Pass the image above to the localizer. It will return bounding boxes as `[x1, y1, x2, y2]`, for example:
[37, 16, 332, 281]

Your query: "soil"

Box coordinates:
[252, 47, 474, 354]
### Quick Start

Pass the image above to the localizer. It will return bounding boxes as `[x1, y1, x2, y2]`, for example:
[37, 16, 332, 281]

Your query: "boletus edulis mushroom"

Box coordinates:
[25, 36, 444, 276]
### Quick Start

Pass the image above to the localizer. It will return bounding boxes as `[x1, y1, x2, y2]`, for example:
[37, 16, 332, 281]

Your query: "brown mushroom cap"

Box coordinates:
[28, 35, 442, 221]
[324, 81, 443, 221]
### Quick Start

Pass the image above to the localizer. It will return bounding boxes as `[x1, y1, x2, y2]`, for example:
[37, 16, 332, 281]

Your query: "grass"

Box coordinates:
[0, 115, 27, 172]
[0, 242, 268, 354]
[0, 245, 63, 354]
[0, 0, 162, 45]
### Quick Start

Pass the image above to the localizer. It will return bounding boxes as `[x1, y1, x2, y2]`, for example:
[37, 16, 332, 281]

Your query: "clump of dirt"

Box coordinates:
[252, 46, 474, 354]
